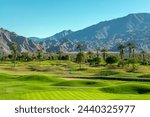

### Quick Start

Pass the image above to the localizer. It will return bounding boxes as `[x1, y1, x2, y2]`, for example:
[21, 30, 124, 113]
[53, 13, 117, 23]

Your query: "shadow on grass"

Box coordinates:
[101, 84, 150, 94]
[95, 70, 120, 76]
[138, 74, 150, 78]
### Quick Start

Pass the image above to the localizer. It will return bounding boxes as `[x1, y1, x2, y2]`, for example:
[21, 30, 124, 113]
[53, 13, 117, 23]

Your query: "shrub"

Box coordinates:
[106, 55, 119, 65]
[88, 57, 101, 65]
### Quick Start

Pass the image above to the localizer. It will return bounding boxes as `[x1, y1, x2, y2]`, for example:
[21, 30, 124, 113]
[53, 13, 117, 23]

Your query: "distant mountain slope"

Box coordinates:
[1, 13, 150, 53]
[0, 28, 40, 54]
[44, 30, 73, 41]
[28, 37, 44, 42]
[43, 13, 150, 52]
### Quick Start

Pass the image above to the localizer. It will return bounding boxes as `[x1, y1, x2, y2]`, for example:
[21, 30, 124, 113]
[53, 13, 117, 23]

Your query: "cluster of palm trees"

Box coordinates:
[76, 43, 109, 62]
[117, 42, 136, 60]
[76, 42, 149, 69]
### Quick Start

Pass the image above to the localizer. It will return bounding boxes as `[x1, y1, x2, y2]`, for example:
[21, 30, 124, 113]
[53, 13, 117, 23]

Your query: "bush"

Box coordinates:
[88, 57, 101, 65]
[61, 55, 70, 60]
[106, 55, 119, 65]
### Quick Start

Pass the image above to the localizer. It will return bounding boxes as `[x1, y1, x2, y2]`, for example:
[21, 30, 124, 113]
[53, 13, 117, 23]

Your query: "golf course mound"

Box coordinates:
[138, 74, 150, 78]
[96, 70, 120, 76]
[17, 75, 59, 82]
[53, 80, 110, 87]
[101, 84, 150, 94]
[0, 74, 16, 81]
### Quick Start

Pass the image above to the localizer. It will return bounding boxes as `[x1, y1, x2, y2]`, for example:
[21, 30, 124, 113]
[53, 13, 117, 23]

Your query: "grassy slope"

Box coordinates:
[0, 60, 150, 100]
[0, 73, 150, 100]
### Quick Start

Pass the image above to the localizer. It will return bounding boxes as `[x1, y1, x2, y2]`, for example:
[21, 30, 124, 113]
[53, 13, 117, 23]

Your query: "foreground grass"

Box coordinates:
[0, 73, 150, 100]
[0, 60, 150, 100]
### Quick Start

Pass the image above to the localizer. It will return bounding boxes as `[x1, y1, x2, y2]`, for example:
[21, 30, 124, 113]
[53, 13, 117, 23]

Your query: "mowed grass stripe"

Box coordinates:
[22, 88, 103, 100]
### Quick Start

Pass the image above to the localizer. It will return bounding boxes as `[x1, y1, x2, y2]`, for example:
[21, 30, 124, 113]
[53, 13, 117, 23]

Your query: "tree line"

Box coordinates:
[0, 42, 150, 70]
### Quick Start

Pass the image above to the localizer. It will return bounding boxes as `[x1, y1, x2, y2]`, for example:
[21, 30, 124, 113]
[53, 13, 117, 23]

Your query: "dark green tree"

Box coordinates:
[106, 55, 119, 65]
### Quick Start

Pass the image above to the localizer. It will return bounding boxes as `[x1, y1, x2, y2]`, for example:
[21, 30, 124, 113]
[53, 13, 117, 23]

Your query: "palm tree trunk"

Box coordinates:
[120, 50, 124, 60]
[143, 54, 145, 63]
[129, 48, 131, 58]
[132, 49, 135, 58]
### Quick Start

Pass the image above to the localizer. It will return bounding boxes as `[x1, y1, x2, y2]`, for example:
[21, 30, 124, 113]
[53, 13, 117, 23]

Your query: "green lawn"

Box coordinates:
[0, 60, 150, 100]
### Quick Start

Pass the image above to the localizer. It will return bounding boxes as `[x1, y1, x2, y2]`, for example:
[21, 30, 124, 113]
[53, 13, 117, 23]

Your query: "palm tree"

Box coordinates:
[0, 46, 4, 62]
[131, 45, 136, 58]
[10, 42, 17, 67]
[37, 45, 44, 64]
[76, 43, 83, 69]
[141, 50, 146, 63]
[87, 51, 93, 59]
[57, 47, 64, 60]
[127, 42, 133, 58]
[117, 43, 125, 60]
[76, 43, 83, 53]
[96, 48, 100, 58]
[101, 48, 108, 60]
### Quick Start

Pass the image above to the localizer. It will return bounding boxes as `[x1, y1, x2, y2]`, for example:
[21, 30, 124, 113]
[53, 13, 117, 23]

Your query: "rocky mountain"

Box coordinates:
[28, 37, 44, 42]
[44, 30, 73, 41]
[42, 13, 150, 52]
[1, 13, 150, 54]
[0, 28, 40, 54]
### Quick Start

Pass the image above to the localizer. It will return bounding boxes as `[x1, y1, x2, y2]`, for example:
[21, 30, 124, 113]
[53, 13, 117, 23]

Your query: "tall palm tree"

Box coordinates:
[76, 43, 83, 69]
[96, 48, 100, 58]
[10, 42, 17, 67]
[131, 45, 136, 58]
[57, 47, 64, 60]
[37, 45, 44, 64]
[127, 42, 133, 58]
[101, 48, 108, 60]
[0, 46, 4, 62]
[87, 51, 93, 59]
[117, 43, 125, 60]
[141, 50, 146, 63]
[76, 43, 83, 53]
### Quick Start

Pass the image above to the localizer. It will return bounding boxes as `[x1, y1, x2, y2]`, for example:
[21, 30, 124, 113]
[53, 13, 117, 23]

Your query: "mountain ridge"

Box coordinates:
[1, 13, 150, 54]
[38, 13, 150, 52]
[0, 28, 40, 54]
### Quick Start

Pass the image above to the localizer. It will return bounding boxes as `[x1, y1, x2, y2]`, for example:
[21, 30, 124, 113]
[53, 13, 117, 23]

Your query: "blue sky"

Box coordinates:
[0, 0, 150, 38]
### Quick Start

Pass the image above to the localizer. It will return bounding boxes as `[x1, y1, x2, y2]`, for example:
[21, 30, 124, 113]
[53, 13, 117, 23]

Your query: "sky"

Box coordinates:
[0, 0, 150, 38]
